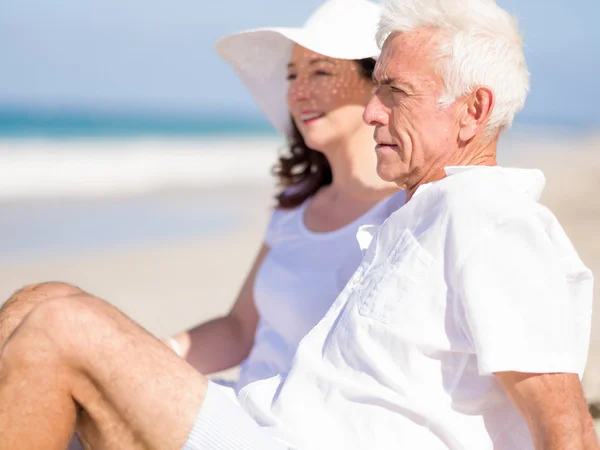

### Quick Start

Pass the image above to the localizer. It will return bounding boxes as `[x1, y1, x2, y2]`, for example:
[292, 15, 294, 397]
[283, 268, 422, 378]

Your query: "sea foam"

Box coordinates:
[0, 136, 283, 199]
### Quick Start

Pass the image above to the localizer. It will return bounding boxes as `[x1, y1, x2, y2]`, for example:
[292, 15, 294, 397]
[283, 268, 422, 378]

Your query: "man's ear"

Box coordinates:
[459, 86, 494, 142]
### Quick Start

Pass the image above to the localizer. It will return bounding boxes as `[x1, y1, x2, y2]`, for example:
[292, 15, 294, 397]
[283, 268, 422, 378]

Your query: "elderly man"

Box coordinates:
[0, 0, 596, 449]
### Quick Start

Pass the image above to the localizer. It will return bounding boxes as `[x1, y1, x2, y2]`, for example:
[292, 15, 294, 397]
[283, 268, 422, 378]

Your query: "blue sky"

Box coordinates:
[0, 0, 598, 125]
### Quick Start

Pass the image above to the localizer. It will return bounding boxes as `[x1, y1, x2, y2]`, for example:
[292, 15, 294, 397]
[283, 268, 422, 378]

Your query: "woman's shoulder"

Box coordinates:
[264, 198, 308, 245]
[377, 189, 407, 217]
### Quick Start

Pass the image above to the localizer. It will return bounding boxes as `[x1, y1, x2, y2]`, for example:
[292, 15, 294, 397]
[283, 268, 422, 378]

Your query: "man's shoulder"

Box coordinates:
[427, 167, 588, 273]
[379, 166, 554, 256]
[405, 166, 556, 261]
[434, 166, 547, 226]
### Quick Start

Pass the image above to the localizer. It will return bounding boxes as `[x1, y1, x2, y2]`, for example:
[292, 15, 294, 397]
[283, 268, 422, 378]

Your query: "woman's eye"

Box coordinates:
[314, 70, 331, 77]
[286, 73, 297, 81]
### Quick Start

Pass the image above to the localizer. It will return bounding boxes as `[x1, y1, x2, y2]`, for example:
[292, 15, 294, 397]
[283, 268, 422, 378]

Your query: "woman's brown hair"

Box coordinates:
[272, 57, 377, 209]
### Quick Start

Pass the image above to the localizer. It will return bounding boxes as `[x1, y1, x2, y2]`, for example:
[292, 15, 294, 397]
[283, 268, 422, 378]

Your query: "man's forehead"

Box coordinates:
[374, 30, 439, 82]
[374, 37, 412, 82]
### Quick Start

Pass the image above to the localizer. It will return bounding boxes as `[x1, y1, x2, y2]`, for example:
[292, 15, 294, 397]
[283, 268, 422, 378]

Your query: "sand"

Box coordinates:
[0, 184, 274, 337]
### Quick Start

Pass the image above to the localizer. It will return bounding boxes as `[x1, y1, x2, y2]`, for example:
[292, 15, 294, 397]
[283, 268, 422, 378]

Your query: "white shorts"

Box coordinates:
[182, 381, 290, 450]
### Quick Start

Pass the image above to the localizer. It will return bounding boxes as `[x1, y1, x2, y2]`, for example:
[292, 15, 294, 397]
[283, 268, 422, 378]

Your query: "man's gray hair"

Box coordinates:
[377, 0, 530, 135]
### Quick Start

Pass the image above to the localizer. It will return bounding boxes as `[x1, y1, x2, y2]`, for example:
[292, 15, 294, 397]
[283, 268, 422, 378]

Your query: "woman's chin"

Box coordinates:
[301, 135, 330, 153]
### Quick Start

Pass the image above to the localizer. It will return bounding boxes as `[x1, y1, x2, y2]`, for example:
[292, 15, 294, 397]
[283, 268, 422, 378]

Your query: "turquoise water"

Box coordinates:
[0, 107, 597, 139]
[0, 108, 278, 138]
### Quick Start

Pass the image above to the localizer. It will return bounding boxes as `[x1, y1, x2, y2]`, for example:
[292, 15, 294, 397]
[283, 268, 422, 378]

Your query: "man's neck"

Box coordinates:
[404, 139, 498, 202]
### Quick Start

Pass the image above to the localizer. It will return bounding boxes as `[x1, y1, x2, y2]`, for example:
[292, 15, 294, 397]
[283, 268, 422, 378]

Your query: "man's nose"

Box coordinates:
[363, 92, 388, 127]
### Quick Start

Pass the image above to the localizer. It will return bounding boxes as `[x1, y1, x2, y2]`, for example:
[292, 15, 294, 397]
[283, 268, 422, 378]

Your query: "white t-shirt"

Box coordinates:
[238, 166, 593, 449]
[236, 190, 407, 389]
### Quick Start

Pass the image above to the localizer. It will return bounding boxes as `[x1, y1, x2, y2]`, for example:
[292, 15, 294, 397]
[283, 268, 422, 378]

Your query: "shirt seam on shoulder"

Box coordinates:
[450, 210, 537, 344]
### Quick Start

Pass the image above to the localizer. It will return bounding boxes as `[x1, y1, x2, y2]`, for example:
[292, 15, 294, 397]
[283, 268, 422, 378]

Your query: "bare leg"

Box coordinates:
[1, 283, 101, 449]
[0, 282, 84, 345]
[0, 285, 208, 450]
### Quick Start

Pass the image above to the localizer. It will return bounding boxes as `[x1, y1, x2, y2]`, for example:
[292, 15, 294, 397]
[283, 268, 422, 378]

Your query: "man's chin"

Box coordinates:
[376, 166, 399, 183]
[377, 167, 410, 189]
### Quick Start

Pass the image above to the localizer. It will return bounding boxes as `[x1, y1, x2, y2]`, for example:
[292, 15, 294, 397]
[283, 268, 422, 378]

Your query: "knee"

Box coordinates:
[25, 294, 100, 337]
[2, 281, 85, 319]
[10, 282, 85, 304]
[0, 282, 86, 347]
[2, 295, 102, 360]
[0, 296, 93, 381]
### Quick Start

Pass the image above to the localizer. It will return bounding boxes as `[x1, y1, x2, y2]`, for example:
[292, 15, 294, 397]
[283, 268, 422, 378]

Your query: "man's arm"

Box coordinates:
[495, 371, 599, 449]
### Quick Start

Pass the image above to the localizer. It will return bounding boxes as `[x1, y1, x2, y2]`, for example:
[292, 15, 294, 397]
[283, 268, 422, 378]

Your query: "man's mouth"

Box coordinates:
[375, 143, 398, 150]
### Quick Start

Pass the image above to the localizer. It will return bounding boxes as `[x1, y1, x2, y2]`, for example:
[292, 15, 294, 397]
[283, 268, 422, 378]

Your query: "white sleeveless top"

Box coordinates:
[236, 190, 406, 390]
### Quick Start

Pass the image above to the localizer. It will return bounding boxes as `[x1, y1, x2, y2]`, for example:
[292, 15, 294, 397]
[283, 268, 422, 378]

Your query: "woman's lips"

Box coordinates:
[299, 111, 325, 125]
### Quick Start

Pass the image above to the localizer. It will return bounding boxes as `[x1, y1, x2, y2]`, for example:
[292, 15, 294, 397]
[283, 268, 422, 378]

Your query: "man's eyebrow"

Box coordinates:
[287, 58, 336, 69]
[373, 74, 416, 93]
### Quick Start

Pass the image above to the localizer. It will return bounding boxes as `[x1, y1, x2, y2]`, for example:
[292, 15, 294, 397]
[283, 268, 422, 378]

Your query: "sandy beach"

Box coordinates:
[0, 185, 274, 338]
[1, 130, 599, 417]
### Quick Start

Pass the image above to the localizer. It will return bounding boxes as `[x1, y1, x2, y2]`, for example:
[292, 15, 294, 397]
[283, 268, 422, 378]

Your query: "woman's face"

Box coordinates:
[286, 44, 375, 151]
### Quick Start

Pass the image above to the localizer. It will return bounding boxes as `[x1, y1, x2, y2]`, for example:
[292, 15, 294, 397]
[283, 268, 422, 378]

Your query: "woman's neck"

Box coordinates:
[319, 126, 400, 203]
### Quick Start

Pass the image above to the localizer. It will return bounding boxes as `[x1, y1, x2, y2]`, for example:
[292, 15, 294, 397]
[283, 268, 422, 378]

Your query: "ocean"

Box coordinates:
[0, 108, 596, 260]
[0, 108, 278, 139]
[0, 108, 284, 199]
[0, 108, 596, 139]
[0, 107, 594, 197]
[0, 109, 283, 260]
